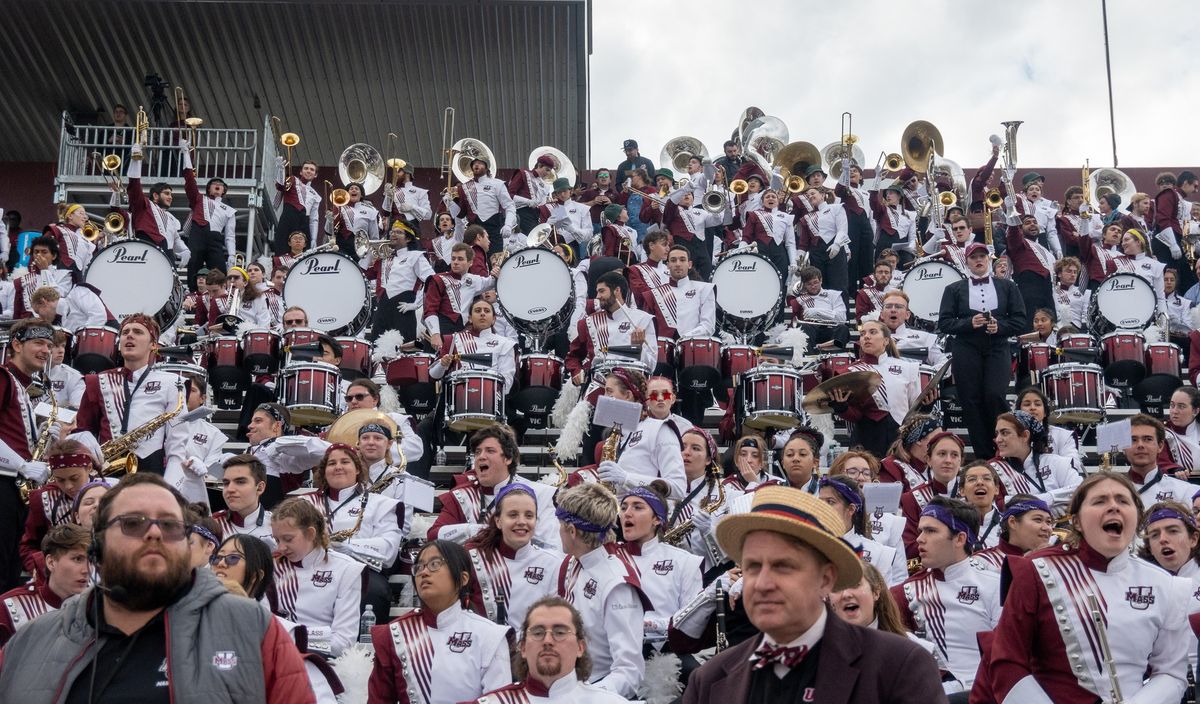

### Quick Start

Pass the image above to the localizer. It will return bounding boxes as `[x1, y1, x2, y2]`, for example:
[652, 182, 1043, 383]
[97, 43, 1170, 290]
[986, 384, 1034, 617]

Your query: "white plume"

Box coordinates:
[989, 134, 1003, 147]
[409, 512, 438, 538]
[378, 384, 402, 414]
[554, 400, 593, 461]
[860, 309, 881, 323]
[1142, 324, 1165, 344]
[777, 325, 809, 365]
[639, 652, 683, 704]
[232, 321, 250, 340]
[372, 329, 407, 363]
[810, 412, 837, 449]
[331, 643, 375, 704]
[551, 380, 582, 428]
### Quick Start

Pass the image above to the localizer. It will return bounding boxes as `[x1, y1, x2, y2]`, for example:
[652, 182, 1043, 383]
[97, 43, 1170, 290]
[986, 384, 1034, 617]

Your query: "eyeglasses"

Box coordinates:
[345, 393, 370, 403]
[525, 625, 576, 642]
[210, 553, 245, 567]
[842, 467, 872, 479]
[104, 514, 189, 542]
[283, 319, 305, 327]
[647, 390, 674, 402]
[413, 557, 446, 575]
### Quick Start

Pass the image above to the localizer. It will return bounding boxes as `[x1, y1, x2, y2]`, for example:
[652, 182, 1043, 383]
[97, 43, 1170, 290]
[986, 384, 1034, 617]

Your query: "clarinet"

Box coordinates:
[714, 579, 728, 653]
[1187, 664, 1196, 704]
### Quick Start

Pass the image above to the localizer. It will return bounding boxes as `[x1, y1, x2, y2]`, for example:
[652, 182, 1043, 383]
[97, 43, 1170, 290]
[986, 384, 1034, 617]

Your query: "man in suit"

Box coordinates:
[938, 242, 1027, 459]
[685, 486, 946, 704]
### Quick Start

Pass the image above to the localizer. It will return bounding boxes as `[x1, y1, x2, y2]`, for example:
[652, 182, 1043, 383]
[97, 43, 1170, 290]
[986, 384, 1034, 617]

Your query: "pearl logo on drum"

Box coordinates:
[300, 257, 342, 275]
[915, 267, 945, 281]
[104, 245, 149, 264]
[730, 260, 758, 272]
[514, 253, 541, 268]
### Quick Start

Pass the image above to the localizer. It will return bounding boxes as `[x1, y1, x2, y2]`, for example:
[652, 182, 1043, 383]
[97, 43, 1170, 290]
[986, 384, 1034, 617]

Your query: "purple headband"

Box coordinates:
[555, 507, 611, 535]
[1000, 498, 1051, 524]
[819, 477, 863, 511]
[190, 523, 220, 549]
[609, 368, 645, 404]
[493, 482, 537, 509]
[71, 479, 111, 514]
[621, 487, 668, 525]
[1192, 488, 1200, 502]
[920, 504, 977, 546]
[1146, 506, 1197, 530]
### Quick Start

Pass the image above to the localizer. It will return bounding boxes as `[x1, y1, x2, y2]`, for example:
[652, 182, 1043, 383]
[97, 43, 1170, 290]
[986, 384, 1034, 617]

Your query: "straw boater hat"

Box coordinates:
[716, 485, 863, 590]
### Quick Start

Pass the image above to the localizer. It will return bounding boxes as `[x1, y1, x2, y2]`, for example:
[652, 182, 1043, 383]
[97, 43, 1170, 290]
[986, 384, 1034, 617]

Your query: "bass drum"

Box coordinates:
[85, 240, 184, 330]
[711, 251, 782, 337]
[282, 251, 372, 337]
[1088, 272, 1157, 336]
[496, 247, 575, 338]
[900, 259, 965, 329]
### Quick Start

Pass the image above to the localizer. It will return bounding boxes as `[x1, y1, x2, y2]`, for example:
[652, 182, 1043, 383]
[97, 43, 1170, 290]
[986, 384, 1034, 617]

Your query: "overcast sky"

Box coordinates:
[588, 0, 1200, 173]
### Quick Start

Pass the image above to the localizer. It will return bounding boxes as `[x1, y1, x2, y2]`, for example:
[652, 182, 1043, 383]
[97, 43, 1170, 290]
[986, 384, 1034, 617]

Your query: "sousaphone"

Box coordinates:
[820, 141, 866, 182]
[450, 138, 496, 184]
[338, 143, 386, 195]
[774, 141, 822, 187]
[527, 146, 576, 186]
[900, 120, 945, 174]
[660, 136, 709, 174]
[1089, 167, 1137, 210]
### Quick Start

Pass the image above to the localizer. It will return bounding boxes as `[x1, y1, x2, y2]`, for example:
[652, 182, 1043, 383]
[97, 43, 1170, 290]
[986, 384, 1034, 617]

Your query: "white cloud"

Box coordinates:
[588, 0, 1200, 169]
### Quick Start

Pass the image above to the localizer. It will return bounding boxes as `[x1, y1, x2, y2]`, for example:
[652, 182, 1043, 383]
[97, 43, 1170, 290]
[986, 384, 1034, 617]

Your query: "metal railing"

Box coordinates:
[57, 111, 261, 184]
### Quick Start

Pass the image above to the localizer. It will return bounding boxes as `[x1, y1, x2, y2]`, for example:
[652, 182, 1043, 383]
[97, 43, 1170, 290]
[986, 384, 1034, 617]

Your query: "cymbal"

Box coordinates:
[907, 359, 952, 417]
[802, 370, 881, 414]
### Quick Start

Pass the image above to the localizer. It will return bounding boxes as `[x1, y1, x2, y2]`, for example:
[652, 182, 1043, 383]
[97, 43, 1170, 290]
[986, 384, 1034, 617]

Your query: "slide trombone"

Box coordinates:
[441, 107, 456, 197]
[272, 116, 300, 189]
[93, 151, 125, 200]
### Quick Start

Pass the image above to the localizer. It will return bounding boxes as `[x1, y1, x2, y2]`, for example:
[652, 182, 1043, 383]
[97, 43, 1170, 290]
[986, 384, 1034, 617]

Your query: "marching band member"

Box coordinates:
[989, 410, 1081, 515]
[1118, 191, 1154, 235]
[181, 139, 236, 286]
[595, 368, 687, 500]
[625, 230, 670, 302]
[235, 402, 328, 508]
[956, 461, 1002, 550]
[618, 481, 704, 648]
[565, 270, 658, 385]
[670, 426, 733, 568]
[212, 454, 275, 545]
[791, 266, 851, 349]
[988, 472, 1190, 703]
[1139, 500, 1200, 667]
[721, 434, 775, 494]
[75, 315, 190, 479]
[1121, 228, 1167, 309]
[830, 450, 905, 553]
[422, 243, 496, 353]
[938, 241, 1027, 459]
[1004, 171, 1061, 256]
[47, 332, 85, 408]
[431, 210, 465, 268]
[18, 440, 95, 577]
[369, 222, 434, 341]
[1153, 170, 1197, 270]
[740, 188, 795, 278]
[11, 236, 76, 320]
[1057, 185, 1102, 251]
[367, 540, 513, 704]
[1120, 413, 1195, 504]
[1014, 386, 1083, 471]
[652, 176, 725, 275]
[1002, 212, 1056, 327]
[427, 424, 560, 548]
[582, 169, 618, 234]
[919, 213, 975, 272]
[445, 156, 518, 256]
[0, 523, 90, 647]
[777, 427, 822, 494]
[880, 414, 939, 490]
[270, 497, 364, 658]
[891, 496, 1001, 694]
[72, 480, 109, 529]
[854, 259, 895, 319]
[207, 266, 274, 332]
[273, 159, 321, 254]
[1022, 307, 1059, 346]
[381, 162, 432, 235]
[1051, 257, 1086, 328]
[969, 494, 1053, 573]
[429, 295, 517, 392]
[644, 375, 693, 433]
[29, 285, 109, 334]
[808, 172, 852, 292]
[325, 182, 381, 257]
[818, 474, 907, 586]
[900, 431, 964, 558]
[1059, 220, 1129, 289]
[878, 290, 945, 366]
[508, 154, 555, 233]
[353, 421, 419, 533]
[470, 596, 628, 704]
[838, 162, 880, 290]
[539, 178, 594, 247]
[831, 563, 938, 660]
[463, 225, 493, 277]
[126, 142, 184, 256]
[343, 378, 424, 468]
[273, 231, 308, 273]
[42, 203, 94, 275]
[828, 320, 921, 457]
[1163, 267, 1195, 342]
[296, 444, 404, 620]
[597, 203, 642, 263]
[1166, 387, 1200, 459]
[640, 243, 716, 346]
[870, 183, 918, 265]
[463, 483, 563, 629]
[554, 482, 649, 698]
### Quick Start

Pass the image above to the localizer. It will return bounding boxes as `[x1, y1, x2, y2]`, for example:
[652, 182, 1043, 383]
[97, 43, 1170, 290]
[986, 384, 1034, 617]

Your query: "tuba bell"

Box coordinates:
[527, 146, 576, 187]
[1089, 167, 1136, 210]
[742, 116, 789, 174]
[821, 141, 866, 181]
[527, 223, 556, 248]
[702, 189, 727, 213]
[338, 143, 386, 195]
[774, 141, 822, 189]
[450, 138, 496, 185]
[900, 120, 945, 174]
[660, 136, 709, 174]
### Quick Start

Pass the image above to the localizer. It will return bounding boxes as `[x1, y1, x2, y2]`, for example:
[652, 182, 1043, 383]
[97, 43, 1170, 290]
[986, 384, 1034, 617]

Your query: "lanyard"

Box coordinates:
[121, 368, 150, 434]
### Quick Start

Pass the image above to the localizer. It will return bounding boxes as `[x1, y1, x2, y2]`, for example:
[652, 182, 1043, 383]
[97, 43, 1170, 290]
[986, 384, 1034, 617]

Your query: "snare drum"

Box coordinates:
[278, 361, 342, 426]
[72, 326, 119, 373]
[741, 365, 802, 431]
[592, 359, 650, 383]
[335, 337, 373, 379]
[1042, 363, 1104, 424]
[818, 353, 855, 382]
[722, 345, 760, 379]
[514, 354, 563, 419]
[1018, 343, 1056, 384]
[154, 361, 207, 386]
[1145, 342, 1182, 377]
[1099, 331, 1146, 388]
[384, 353, 436, 415]
[241, 329, 281, 376]
[445, 369, 505, 432]
[655, 338, 677, 369]
[282, 327, 322, 366]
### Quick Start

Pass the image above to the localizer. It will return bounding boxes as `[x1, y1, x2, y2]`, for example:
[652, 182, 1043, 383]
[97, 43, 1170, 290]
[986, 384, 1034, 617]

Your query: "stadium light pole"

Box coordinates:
[1101, 0, 1118, 167]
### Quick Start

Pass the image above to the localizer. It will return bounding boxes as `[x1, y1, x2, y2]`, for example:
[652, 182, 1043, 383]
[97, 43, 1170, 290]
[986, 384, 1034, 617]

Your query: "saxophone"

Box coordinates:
[101, 380, 186, 477]
[663, 465, 726, 545]
[329, 489, 370, 542]
[20, 365, 59, 503]
[367, 447, 409, 494]
[597, 425, 623, 491]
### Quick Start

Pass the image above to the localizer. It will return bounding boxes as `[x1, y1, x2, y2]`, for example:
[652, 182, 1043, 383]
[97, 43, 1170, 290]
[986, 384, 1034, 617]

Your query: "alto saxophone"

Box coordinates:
[598, 425, 623, 491]
[368, 447, 409, 494]
[662, 465, 726, 545]
[330, 489, 370, 542]
[101, 380, 186, 477]
[20, 365, 59, 503]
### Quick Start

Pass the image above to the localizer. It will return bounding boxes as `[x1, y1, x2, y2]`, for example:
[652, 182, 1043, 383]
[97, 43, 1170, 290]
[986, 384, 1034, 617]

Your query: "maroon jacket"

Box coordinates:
[1154, 186, 1183, 236]
[126, 177, 167, 246]
[19, 484, 75, 579]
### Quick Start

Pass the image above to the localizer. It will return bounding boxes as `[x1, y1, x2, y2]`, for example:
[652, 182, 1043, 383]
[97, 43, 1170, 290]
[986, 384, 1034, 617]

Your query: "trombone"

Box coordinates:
[92, 151, 125, 199]
[441, 107, 457, 197]
[272, 116, 300, 189]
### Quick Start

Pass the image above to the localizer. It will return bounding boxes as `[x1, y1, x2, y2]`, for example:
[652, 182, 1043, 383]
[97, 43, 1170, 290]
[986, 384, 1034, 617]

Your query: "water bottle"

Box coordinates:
[358, 604, 376, 643]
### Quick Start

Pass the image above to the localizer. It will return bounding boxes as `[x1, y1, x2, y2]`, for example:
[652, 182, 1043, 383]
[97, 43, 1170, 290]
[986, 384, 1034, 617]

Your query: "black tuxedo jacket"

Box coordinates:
[937, 276, 1028, 351]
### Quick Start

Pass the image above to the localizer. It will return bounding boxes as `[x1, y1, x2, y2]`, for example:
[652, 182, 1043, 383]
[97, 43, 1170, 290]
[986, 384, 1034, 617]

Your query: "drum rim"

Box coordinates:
[447, 368, 505, 381]
[280, 360, 342, 373]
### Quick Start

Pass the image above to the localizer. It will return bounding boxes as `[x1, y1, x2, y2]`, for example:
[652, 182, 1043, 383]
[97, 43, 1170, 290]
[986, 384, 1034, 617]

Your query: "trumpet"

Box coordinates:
[879, 152, 904, 173]
[132, 106, 149, 159]
[938, 191, 957, 208]
[330, 188, 351, 208]
[783, 174, 805, 193]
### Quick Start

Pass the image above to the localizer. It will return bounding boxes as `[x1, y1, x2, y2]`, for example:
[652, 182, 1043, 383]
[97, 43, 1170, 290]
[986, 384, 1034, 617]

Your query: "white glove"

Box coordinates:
[596, 460, 627, 487]
[826, 242, 842, 259]
[691, 507, 715, 535]
[179, 138, 191, 154]
[643, 617, 670, 637]
[500, 225, 513, 237]
[183, 456, 207, 478]
[383, 183, 395, 198]
[19, 461, 49, 485]
[276, 155, 286, 168]
[1004, 167, 1016, 182]
[1156, 230, 1183, 260]
[130, 144, 143, 159]
[396, 302, 413, 314]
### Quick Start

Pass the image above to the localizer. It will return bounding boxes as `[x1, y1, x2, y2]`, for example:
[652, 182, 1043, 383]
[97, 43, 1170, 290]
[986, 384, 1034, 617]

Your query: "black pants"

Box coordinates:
[849, 415, 899, 458]
[0, 478, 24, 591]
[188, 222, 226, 291]
[680, 236, 710, 282]
[951, 340, 1013, 459]
[371, 291, 417, 343]
[262, 475, 285, 510]
[875, 232, 915, 268]
[135, 449, 165, 477]
[810, 242, 849, 293]
[274, 204, 309, 256]
[361, 568, 391, 622]
[847, 210, 875, 293]
[1013, 271, 1053, 329]
[516, 207, 540, 235]
[801, 322, 851, 349]
[477, 213, 505, 257]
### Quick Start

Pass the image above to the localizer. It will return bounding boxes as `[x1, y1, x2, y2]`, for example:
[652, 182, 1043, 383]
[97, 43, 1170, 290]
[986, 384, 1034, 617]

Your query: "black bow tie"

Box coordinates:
[971, 277, 990, 286]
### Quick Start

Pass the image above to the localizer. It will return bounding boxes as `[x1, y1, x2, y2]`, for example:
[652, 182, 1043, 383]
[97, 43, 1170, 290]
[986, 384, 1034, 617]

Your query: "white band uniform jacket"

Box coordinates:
[273, 546, 364, 657]
[621, 537, 703, 641]
[467, 540, 564, 631]
[472, 676, 628, 704]
[297, 485, 405, 570]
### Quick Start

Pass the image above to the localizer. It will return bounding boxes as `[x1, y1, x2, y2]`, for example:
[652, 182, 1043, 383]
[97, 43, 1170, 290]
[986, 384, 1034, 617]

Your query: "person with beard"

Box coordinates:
[0, 473, 313, 702]
[444, 156, 518, 256]
[1001, 212, 1056, 329]
[125, 142, 185, 258]
[273, 159, 321, 255]
[467, 597, 626, 704]
[0, 523, 91, 646]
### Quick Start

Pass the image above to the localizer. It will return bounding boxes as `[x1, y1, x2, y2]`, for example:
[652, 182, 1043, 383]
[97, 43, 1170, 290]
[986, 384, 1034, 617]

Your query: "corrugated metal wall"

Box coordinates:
[0, 0, 589, 169]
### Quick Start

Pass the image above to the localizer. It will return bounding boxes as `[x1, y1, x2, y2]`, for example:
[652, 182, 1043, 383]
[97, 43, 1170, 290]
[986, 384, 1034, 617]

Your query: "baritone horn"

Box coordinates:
[730, 179, 749, 196]
[984, 188, 1004, 209]
[1000, 120, 1023, 171]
